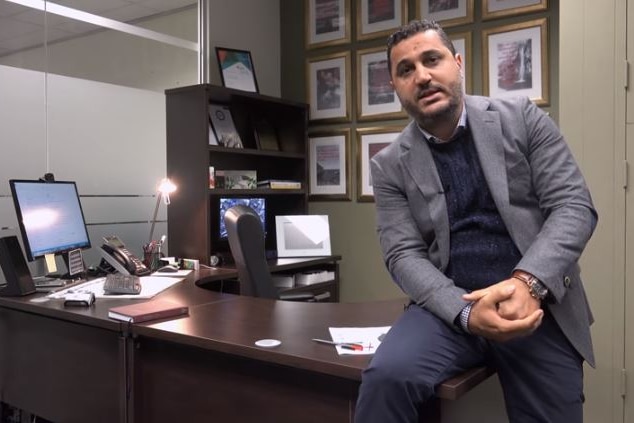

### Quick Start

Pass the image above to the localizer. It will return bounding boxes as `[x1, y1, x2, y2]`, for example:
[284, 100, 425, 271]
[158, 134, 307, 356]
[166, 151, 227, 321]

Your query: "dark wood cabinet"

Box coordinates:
[165, 84, 309, 265]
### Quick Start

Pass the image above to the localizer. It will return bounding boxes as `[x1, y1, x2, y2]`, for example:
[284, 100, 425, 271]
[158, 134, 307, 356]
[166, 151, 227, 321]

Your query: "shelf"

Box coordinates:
[166, 83, 310, 265]
[208, 145, 305, 159]
[209, 189, 305, 195]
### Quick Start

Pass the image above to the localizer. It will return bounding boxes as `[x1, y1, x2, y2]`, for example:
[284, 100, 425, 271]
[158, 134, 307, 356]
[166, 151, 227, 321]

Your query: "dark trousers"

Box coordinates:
[354, 305, 584, 423]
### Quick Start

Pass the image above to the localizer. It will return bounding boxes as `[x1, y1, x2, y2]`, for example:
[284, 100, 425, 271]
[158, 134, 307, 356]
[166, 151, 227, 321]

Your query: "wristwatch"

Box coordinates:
[512, 270, 549, 300]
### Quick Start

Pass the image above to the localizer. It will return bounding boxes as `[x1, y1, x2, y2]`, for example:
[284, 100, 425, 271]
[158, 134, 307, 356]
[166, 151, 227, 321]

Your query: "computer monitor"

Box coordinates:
[219, 197, 266, 239]
[9, 179, 91, 275]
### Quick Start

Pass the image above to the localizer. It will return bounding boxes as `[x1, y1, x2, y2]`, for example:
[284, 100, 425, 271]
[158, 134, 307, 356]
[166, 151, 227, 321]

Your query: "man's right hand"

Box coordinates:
[466, 284, 544, 342]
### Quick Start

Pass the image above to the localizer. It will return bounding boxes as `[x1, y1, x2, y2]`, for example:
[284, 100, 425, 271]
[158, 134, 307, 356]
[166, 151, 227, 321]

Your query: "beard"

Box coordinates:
[400, 79, 464, 130]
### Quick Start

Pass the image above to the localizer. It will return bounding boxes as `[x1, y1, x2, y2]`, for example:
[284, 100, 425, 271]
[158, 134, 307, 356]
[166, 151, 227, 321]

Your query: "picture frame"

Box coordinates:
[252, 118, 279, 151]
[208, 103, 243, 148]
[416, 0, 474, 28]
[356, 126, 402, 202]
[308, 129, 351, 200]
[307, 52, 351, 122]
[356, 0, 407, 42]
[482, 0, 548, 21]
[215, 47, 259, 93]
[482, 18, 548, 106]
[275, 215, 332, 257]
[306, 0, 351, 49]
[448, 31, 472, 94]
[356, 46, 407, 121]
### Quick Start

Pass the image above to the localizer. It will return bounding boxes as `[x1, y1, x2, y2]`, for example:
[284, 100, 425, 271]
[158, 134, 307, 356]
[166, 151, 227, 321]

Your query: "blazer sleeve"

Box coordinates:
[508, 98, 598, 303]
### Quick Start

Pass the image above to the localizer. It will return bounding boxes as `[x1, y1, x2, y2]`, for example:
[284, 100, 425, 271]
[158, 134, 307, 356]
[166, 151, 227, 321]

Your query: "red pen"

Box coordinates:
[312, 338, 364, 350]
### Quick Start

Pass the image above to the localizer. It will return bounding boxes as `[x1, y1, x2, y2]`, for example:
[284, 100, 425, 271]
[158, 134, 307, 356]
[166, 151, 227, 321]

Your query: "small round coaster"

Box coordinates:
[255, 339, 281, 348]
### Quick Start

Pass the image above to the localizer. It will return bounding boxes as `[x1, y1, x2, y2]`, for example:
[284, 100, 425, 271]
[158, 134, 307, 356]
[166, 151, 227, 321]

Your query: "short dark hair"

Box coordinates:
[386, 20, 456, 76]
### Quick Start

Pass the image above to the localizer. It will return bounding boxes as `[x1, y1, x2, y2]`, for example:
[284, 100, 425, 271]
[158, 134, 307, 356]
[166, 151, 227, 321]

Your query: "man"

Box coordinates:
[354, 20, 597, 422]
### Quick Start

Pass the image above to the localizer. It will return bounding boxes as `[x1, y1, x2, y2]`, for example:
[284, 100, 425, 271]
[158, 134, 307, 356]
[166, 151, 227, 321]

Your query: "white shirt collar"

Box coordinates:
[417, 103, 467, 144]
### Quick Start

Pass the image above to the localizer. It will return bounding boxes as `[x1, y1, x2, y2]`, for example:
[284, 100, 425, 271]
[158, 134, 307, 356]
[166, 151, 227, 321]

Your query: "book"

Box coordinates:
[108, 299, 189, 323]
[216, 170, 257, 189]
[209, 103, 243, 148]
[257, 179, 301, 189]
[252, 118, 279, 151]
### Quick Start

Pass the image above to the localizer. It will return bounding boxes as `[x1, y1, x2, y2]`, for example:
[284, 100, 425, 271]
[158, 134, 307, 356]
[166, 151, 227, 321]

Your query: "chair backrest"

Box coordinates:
[224, 205, 278, 299]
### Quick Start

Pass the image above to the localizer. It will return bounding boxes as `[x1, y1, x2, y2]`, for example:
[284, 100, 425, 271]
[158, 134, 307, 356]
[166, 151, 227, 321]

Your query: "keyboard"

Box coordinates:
[103, 274, 142, 295]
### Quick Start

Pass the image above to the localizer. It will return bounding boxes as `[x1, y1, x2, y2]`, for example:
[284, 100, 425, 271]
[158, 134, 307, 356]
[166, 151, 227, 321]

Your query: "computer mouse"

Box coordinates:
[157, 265, 178, 273]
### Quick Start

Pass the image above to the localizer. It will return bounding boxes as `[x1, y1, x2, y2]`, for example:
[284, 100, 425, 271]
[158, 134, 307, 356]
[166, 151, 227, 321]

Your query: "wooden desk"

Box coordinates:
[197, 255, 341, 301]
[0, 271, 492, 423]
[0, 270, 232, 423]
[130, 296, 494, 423]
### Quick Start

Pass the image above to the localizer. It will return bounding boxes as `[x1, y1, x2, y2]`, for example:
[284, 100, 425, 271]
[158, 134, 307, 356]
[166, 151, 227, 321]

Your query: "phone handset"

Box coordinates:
[98, 236, 151, 276]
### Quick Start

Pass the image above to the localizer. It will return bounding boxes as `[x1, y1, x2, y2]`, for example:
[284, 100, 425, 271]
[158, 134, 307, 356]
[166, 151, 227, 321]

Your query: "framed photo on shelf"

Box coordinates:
[482, 0, 547, 21]
[308, 129, 351, 200]
[357, 46, 406, 121]
[209, 103, 243, 148]
[215, 47, 259, 93]
[449, 31, 472, 94]
[482, 18, 548, 106]
[307, 52, 351, 122]
[275, 215, 332, 257]
[416, 0, 474, 28]
[306, 0, 351, 49]
[357, 0, 407, 41]
[356, 126, 401, 202]
[252, 118, 279, 151]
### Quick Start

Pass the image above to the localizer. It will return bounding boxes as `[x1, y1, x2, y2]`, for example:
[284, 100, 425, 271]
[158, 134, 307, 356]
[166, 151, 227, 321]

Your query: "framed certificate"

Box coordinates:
[215, 47, 259, 93]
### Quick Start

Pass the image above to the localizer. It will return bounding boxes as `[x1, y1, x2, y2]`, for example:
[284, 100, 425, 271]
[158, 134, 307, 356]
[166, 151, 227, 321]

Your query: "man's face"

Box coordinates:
[389, 30, 464, 128]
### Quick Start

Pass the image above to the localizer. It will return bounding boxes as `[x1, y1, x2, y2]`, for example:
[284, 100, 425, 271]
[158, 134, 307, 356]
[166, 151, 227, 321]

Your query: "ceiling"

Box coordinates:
[0, 0, 197, 57]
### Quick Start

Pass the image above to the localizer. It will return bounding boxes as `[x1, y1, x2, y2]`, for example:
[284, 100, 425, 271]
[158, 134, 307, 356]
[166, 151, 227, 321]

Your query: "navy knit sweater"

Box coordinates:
[428, 129, 521, 291]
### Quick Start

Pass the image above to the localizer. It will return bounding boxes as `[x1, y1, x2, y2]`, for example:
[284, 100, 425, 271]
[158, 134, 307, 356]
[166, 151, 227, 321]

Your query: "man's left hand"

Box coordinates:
[463, 278, 541, 321]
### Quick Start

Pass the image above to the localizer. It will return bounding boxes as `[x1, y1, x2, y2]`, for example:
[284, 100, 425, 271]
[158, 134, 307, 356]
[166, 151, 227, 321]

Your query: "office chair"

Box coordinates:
[224, 205, 318, 301]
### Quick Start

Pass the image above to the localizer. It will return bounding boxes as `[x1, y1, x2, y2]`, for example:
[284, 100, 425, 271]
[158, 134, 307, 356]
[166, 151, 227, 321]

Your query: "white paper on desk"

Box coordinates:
[329, 326, 391, 355]
[47, 276, 184, 299]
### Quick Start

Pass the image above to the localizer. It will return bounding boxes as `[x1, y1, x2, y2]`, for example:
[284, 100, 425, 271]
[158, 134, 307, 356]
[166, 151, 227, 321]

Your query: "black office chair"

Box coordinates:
[224, 205, 318, 301]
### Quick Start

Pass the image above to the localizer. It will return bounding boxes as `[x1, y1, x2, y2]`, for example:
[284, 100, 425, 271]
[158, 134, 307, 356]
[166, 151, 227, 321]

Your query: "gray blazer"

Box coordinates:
[370, 95, 598, 365]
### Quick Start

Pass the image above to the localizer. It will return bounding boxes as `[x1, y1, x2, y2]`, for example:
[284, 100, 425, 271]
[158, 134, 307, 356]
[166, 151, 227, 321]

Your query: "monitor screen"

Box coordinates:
[219, 197, 266, 239]
[9, 179, 91, 261]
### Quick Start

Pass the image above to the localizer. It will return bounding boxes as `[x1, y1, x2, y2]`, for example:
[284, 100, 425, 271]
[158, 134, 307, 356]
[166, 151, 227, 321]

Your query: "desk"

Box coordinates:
[0, 270, 232, 423]
[0, 272, 492, 423]
[130, 297, 494, 423]
[196, 255, 341, 301]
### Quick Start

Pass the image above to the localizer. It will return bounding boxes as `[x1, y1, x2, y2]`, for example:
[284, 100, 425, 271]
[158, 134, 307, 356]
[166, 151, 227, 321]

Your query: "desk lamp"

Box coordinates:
[146, 178, 177, 263]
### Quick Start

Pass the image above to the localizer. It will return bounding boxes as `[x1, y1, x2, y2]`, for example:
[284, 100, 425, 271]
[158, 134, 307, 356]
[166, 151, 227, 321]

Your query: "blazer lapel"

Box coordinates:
[466, 97, 532, 251]
[465, 98, 511, 217]
[401, 124, 450, 269]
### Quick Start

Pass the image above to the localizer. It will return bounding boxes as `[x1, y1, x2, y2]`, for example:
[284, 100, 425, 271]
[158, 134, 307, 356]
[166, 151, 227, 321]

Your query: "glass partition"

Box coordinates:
[0, 0, 199, 270]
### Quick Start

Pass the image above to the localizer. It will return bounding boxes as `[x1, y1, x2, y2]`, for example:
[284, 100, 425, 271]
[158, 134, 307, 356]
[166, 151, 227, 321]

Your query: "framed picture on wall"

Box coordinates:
[308, 129, 351, 200]
[448, 31, 472, 94]
[482, 18, 548, 106]
[356, 126, 401, 202]
[307, 52, 351, 122]
[356, 0, 408, 41]
[306, 0, 351, 49]
[482, 0, 548, 21]
[356, 46, 406, 121]
[416, 0, 474, 28]
[215, 47, 259, 93]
